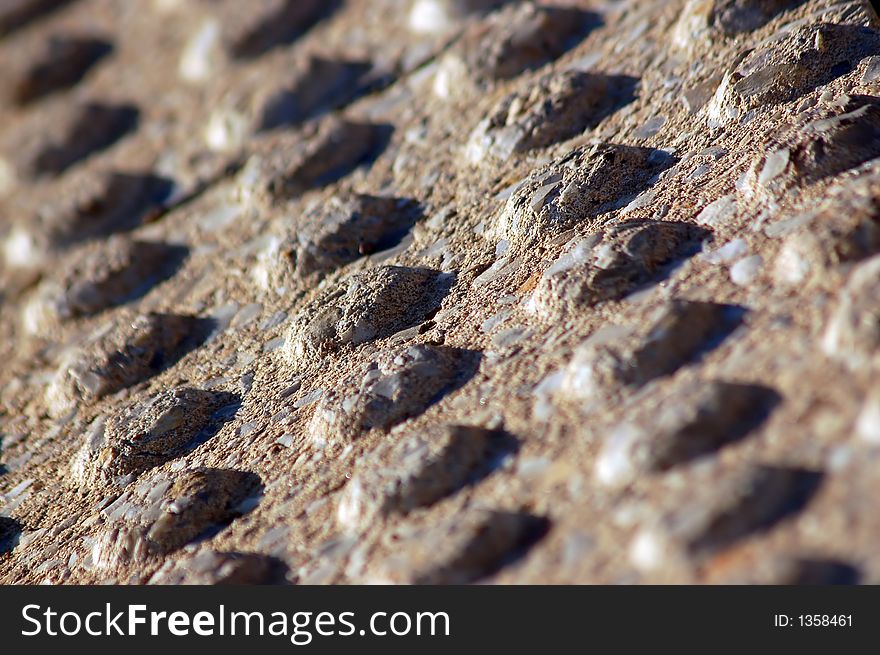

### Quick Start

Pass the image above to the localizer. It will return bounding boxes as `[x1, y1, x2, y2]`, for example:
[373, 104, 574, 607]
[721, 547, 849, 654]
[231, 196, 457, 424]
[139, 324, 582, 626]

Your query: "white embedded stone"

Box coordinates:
[773, 239, 811, 285]
[856, 392, 880, 445]
[701, 238, 748, 265]
[179, 19, 223, 83]
[408, 0, 456, 34]
[730, 255, 763, 286]
[822, 255, 880, 369]
[205, 109, 249, 152]
[433, 56, 470, 99]
[595, 423, 645, 488]
[695, 195, 737, 227]
[2, 225, 43, 270]
[629, 528, 669, 573]
[757, 148, 790, 186]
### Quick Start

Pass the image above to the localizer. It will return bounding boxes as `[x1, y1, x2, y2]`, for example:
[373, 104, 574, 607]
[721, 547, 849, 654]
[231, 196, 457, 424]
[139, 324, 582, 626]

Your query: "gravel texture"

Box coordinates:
[2, 0, 880, 584]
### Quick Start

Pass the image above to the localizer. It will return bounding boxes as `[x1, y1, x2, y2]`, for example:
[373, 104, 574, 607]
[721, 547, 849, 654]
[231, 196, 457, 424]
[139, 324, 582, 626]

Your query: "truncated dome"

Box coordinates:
[44, 170, 174, 246]
[32, 102, 139, 176]
[743, 96, 880, 202]
[148, 550, 284, 585]
[13, 35, 113, 106]
[556, 300, 740, 401]
[337, 424, 496, 529]
[595, 380, 779, 488]
[493, 144, 675, 248]
[440, 2, 594, 85]
[253, 194, 420, 292]
[91, 467, 261, 568]
[71, 387, 237, 485]
[260, 118, 389, 200]
[45, 312, 213, 417]
[22, 237, 188, 335]
[706, 23, 880, 124]
[529, 221, 704, 317]
[283, 265, 447, 360]
[822, 254, 880, 370]
[308, 345, 478, 446]
[257, 56, 373, 131]
[630, 465, 822, 573]
[771, 172, 880, 286]
[467, 71, 636, 163]
[673, 0, 807, 54]
[367, 509, 548, 584]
